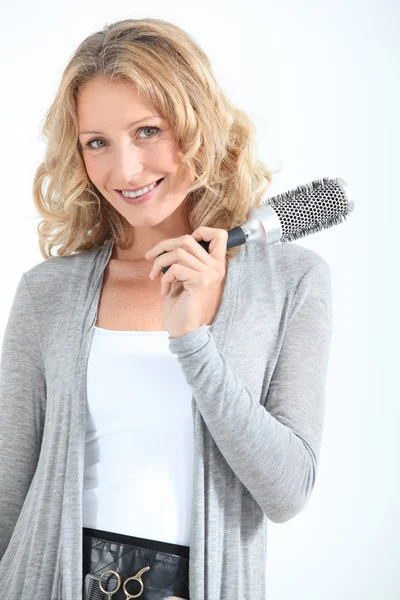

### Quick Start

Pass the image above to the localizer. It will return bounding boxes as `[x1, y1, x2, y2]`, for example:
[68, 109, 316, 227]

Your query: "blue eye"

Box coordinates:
[138, 127, 160, 138]
[85, 138, 105, 150]
[85, 126, 160, 150]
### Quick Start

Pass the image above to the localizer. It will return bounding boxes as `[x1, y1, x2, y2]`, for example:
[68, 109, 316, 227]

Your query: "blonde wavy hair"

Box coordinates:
[32, 17, 280, 261]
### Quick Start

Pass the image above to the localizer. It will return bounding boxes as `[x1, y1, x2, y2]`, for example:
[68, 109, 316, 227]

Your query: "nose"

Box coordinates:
[112, 142, 144, 183]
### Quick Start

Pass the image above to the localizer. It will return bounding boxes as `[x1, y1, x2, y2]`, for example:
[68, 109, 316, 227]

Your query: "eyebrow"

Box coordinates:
[78, 115, 161, 136]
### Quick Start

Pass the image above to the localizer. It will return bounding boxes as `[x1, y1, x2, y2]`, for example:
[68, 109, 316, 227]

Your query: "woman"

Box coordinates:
[0, 18, 333, 600]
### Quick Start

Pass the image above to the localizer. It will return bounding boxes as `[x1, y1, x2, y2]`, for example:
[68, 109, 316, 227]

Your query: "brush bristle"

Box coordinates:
[262, 177, 351, 243]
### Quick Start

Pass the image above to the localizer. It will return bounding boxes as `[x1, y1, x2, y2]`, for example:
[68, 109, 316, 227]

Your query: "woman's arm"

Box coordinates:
[168, 260, 333, 523]
[0, 275, 46, 560]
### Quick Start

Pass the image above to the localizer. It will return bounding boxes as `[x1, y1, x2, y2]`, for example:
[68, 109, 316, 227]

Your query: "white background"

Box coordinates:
[0, 1, 399, 598]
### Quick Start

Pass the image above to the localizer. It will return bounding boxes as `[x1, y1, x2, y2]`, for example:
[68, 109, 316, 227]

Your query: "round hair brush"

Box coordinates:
[161, 177, 354, 273]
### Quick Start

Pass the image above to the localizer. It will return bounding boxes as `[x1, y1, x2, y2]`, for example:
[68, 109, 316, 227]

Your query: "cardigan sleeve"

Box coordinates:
[0, 275, 46, 560]
[168, 260, 333, 524]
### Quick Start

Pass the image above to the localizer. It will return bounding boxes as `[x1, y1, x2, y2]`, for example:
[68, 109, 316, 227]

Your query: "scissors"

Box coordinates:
[99, 566, 151, 599]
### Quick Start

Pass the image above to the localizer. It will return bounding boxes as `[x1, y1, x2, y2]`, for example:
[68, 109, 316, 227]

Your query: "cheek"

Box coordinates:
[176, 163, 196, 188]
[83, 156, 103, 183]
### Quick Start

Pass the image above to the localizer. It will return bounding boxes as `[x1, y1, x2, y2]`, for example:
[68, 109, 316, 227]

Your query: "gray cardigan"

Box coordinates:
[0, 237, 333, 599]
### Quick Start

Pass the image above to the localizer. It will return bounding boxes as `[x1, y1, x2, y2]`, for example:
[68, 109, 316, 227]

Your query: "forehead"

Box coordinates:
[77, 79, 158, 125]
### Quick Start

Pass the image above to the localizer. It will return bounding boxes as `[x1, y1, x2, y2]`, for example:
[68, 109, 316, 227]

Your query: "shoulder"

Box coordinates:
[21, 244, 105, 305]
[24, 246, 97, 278]
[269, 241, 329, 272]
[241, 240, 331, 293]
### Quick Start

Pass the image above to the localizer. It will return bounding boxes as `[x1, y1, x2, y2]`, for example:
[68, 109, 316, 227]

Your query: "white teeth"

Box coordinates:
[121, 180, 158, 198]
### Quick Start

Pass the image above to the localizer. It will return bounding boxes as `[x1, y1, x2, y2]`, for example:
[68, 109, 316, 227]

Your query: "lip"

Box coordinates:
[115, 178, 163, 205]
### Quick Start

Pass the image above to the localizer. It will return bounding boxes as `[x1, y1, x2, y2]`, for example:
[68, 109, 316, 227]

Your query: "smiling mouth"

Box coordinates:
[116, 178, 164, 194]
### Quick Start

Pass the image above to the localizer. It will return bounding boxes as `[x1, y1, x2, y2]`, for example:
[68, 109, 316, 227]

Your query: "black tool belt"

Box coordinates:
[83, 527, 190, 599]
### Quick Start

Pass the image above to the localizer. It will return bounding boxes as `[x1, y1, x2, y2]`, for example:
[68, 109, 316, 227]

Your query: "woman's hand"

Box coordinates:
[145, 226, 228, 339]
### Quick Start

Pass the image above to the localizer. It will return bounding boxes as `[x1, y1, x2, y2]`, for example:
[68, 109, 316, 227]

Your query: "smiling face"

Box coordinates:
[77, 77, 196, 260]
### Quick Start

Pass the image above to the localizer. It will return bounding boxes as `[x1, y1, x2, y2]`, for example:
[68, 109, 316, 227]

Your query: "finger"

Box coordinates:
[160, 263, 195, 296]
[147, 234, 216, 266]
[160, 263, 218, 296]
[150, 247, 209, 280]
[178, 234, 216, 266]
[192, 227, 228, 264]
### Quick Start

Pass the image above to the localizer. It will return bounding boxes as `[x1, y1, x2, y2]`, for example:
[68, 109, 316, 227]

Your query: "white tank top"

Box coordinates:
[82, 325, 211, 546]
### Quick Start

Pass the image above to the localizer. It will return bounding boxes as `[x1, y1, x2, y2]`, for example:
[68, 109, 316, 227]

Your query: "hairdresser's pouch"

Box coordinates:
[82, 528, 190, 600]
